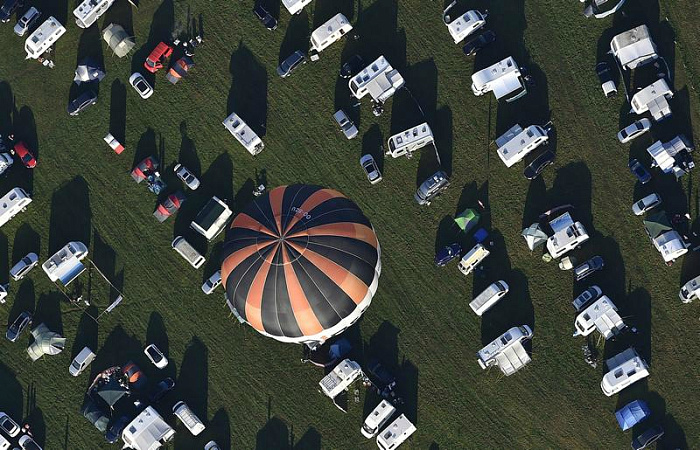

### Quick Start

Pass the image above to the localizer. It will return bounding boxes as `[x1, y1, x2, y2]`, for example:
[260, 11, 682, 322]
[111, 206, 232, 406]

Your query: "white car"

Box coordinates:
[632, 193, 662, 215]
[174, 163, 200, 190]
[0, 412, 20, 437]
[9, 252, 39, 281]
[69, 346, 96, 376]
[204, 441, 222, 450]
[18, 434, 43, 449]
[14, 7, 41, 37]
[201, 270, 222, 294]
[129, 73, 154, 99]
[0, 152, 13, 175]
[144, 344, 168, 369]
[617, 118, 652, 144]
[360, 154, 382, 184]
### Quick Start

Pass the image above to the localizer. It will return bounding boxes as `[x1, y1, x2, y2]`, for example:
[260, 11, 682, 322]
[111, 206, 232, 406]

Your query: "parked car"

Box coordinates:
[144, 344, 168, 369]
[174, 163, 200, 190]
[0, 152, 13, 175]
[6, 311, 31, 343]
[628, 159, 652, 184]
[105, 416, 131, 444]
[172, 401, 206, 436]
[0, 0, 22, 23]
[415, 170, 450, 206]
[129, 72, 154, 99]
[12, 141, 36, 168]
[201, 270, 222, 295]
[333, 110, 358, 139]
[572, 285, 602, 311]
[144, 41, 174, 73]
[277, 50, 306, 77]
[205, 441, 222, 450]
[69, 346, 96, 376]
[523, 148, 555, 180]
[18, 434, 42, 450]
[9, 252, 39, 281]
[340, 55, 364, 79]
[360, 154, 382, 185]
[462, 30, 496, 56]
[253, 4, 277, 30]
[595, 61, 617, 98]
[122, 361, 147, 389]
[435, 243, 462, 267]
[574, 256, 604, 281]
[149, 377, 175, 403]
[0, 412, 20, 437]
[631, 425, 664, 450]
[618, 118, 652, 144]
[153, 191, 186, 222]
[67, 90, 98, 116]
[632, 193, 662, 215]
[13, 6, 40, 36]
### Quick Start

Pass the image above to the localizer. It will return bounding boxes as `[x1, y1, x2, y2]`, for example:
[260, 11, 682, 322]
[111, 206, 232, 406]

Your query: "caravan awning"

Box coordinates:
[549, 212, 574, 233]
[59, 261, 86, 285]
[492, 74, 523, 101]
[494, 341, 531, 376]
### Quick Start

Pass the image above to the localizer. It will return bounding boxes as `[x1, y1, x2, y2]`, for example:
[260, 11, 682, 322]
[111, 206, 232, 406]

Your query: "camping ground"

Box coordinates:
[1, 0, 700, 448]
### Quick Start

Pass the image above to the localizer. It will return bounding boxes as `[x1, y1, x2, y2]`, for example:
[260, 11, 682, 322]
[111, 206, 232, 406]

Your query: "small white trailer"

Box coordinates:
[309, 13, 352, 58]
[319, 359, 363, 399]
[610, 25, 658, 70]
[679, 275, 700, 303]
[223, 112, 265, 155]
[25, 16, 66, 60]
[349, 56, 405, 103]
[495, 124, 549, 167]
[471, 56, 527, 102]
[0, 187, 32, 228]
[386, 123, 433, 158]
[376, 414, 416, 450]
[73, 0, 115, 29]
[647, 134, 694, 178]
[546, 212, 589, 259]
[630, 78, 673, 122]
[442, 2, 487, 44]
[282, 0, 312, 15]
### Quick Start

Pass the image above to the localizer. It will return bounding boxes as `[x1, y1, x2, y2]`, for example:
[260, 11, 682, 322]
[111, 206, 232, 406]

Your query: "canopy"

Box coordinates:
[643, 211, 672, 239]
[102, 23, 135, 58]
[455, 208, 480, 233]
[27, 323, 66, 361]
[74, 59, 105, 84]
[222, 185, 381, 345]
[81, 396, 109, 433]
[522, 223, 548, 251]
[615, 400, 651, 430]
[95, 378, 129, 407]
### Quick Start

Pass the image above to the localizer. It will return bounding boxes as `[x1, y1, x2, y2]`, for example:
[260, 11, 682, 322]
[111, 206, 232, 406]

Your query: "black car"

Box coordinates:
[462, 30, 496, 56]
[253, 4, 277, 30]
[277, 50, 306, 77]
[573, 255, 604, 281]
[105, 416, 131, 444]
[523, 148, 555, 179]
[340, 55, 364, 79]
[628, 159, 652, 184]
[435, 243, 462, 267]
[67, 90, 98, 116]
[149, 377, 175, 403]
[0, 0, 23, 23]
[631, 425, 664, 450]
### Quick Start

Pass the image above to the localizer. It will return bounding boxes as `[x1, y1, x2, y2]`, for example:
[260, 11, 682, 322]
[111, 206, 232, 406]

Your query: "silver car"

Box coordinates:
[13, 6, 40, 37]
[201, 270, 222, 294]
[632, 193, 661, 215]
[6, 311, 32, 342]
[617, 118, 652, 144]
[360, 154, 382, 184]
[333, 110, 358, 139]
[174, 163, 200, 190]
[10, 252, 39, 281]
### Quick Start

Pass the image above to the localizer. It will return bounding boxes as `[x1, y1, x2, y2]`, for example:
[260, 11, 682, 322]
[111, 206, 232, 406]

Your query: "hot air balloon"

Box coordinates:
[221, 185, 381, 345]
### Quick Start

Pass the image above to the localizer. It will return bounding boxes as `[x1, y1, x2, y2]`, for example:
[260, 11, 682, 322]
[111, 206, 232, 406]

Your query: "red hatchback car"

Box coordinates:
[144, 42, 173, 73]
[13, 141, 36, 168]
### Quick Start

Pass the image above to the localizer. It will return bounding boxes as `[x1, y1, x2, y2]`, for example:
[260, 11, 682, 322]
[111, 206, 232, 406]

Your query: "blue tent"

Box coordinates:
[615, 400, 651, 431]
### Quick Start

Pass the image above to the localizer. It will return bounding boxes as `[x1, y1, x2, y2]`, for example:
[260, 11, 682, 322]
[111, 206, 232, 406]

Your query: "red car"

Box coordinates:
[12, 141, 36, 168]
[144, 42, 173, 73]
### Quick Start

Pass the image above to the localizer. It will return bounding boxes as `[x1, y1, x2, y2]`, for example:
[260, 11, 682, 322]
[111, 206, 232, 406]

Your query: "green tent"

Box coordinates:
[455, 208, 480, 233]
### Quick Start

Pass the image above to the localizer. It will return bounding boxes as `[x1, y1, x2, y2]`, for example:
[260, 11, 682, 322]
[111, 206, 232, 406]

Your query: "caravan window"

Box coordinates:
[9, 193, 16, 200]
[614, 369, 623, 378]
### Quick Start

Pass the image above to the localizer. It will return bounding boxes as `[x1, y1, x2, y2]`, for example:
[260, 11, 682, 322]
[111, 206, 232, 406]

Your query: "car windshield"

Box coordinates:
[136, 80, 148, 91]
[148, 347, 162, 361]
[146, 59, 156, 68]
[21, 153, 33, 164]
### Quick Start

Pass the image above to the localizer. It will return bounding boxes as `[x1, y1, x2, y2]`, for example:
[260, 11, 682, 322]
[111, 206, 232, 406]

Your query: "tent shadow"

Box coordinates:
[293, 427, 322, 450]
[255, 416, 291, 450]
[109, 80, 127, 144]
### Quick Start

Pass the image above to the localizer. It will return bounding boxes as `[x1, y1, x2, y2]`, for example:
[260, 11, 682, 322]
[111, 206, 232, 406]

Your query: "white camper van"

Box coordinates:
[601, 348, 649, 396]
[361, 400, 396, 438]
[171, 236, 205, 269]
[457, 243, 490, 275]
[495, 124, 549, 167]
[42, 241, 89, 285]
[25, 16, 66, 60]
[470, 281, 509, 316]
[386, 123, 434, 158]
[573, 295, 626, 340]
[630, 79, 673, 121]
[679, 275, 700, 303]
[349, 56, 405, 103]
[190, 197, 233, 240]
[610, 25, 658, 70]
[310, 13, 352, 57]
[0, 187, 32, 228]
[223, 112, 265, 156]
[282, 0, 312, 15]
[73, 0, 115, 29]
[376, 414, 416, 450]
[471, 56, 527, 102]
[443, 2, 487, 44]
[319, 359, 363, 399]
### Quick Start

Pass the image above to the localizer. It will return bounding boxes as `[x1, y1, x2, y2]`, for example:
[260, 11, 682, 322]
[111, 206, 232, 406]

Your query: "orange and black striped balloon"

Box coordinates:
[222, 185, 381, 344]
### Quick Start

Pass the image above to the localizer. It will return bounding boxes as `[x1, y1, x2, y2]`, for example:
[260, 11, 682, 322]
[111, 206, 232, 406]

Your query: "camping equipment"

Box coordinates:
[454, 208, 480, 233]
[615, 400, 651, 431]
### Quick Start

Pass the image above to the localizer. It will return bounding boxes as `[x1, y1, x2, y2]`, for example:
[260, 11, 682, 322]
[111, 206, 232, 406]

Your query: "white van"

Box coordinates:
[0, 187, 32, 228]
[171, 236, 205, 269]
[376, 414, 416, 450]
[470, 280, 509, 316]
[386, 123, 434, 158]
[361, 400, 396, 438]
[172, 401, 206, 436]
[190, 197, 233, 240]
[74, 0, 115, 29]
[310, 13, 352, 57]
[601, 348, 649, 396]
[25, 16, 66, 60]
[69, 347, 96, 376]
[457, 244, 490, 275]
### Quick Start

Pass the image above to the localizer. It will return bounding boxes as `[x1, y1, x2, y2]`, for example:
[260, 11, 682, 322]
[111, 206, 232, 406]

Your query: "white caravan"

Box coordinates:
[25, 16, 66, 60]
[223, 112, 265, 156]
[679, 275, 700, 303]
[477, 325, 533, 376]
[643, 213, 688, 263]
[386, 123, 434, 158]
[376, 414, 416, 450]
[495, 124, 549, 167]
[647, 134, 694, 178]
[471, 56, 527, 102]
[458, 243, 490, 275]
[42, 241, 89, 285]
[74, 0, 115, 29]
[309, 13, 352, 57]
[610, 25, 658, 70]
[573, 296, 626, 339]
[361, 400, 396, 438]
[601, 348, 649, 396]
[0, 187, 32, 228]
[349, 56, 405, 103]
[546, 212, 590, 258]
[442, 2, 487, 44]
[190, 196, 233, 240]
[319, 359, 363, 399]
[630, 79, 673, 121]
[282, 0, 312, 15]
[470, 281, 509, 316]
[122, 407, 175, 450]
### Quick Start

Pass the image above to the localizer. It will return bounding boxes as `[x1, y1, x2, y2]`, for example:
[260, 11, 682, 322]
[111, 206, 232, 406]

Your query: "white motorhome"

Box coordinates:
[42, 241, 89, 285]
[442, 2, 487, 44]
[573, 295, 626, 339]
[282, 0, 312, 15]
[630, 79, 673, 121]
[223, 112, 265, 156]
[122, 407, 175, 450]
[458, 243, 490, 276]
[470, 281, 509, 316]
[361, 400, 396, 438]
[546, 212, 590, 259]
[647, 134, 694, 178]
[477, 325, 533, 376]
[471, 56, 527, 102]
[376, 414, 416, 450]
[171, 236, 205, 269]
[309, 13, 352, 57]
[25, 16, 66, 60]
[601, 348, 649, 396]
[319, 359, 363, 399]
[0, 187, 32, 228]
[172, 401, 206, 436]
[610, 25, 658, 70]
[679, 275, 700, 303]
[190, 196, 233, 240]
[495, 124, 549, 167]
[73, 0, 115, 29]
[349, 56, 405, 103]
[386, 123, 434, 158]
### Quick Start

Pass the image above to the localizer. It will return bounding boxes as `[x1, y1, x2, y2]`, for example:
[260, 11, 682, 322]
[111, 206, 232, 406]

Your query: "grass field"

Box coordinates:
[1, 0, 699, 448]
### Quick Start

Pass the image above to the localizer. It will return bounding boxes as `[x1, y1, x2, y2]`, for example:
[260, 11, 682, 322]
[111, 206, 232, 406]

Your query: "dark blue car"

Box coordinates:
[629, 159, 651, 184]
[105, 416, 131, 443]
[435, 243, 462, 267]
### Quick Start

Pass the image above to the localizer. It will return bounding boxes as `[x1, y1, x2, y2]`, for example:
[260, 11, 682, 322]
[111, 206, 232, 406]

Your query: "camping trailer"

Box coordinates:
[573, 295, 626, 339]
[601, 348, 649, 396]
[546, 212, 590, 259]
[679, 275, 700, 303]
[310, 13, 352, 57]
[41, 241, 89, 285]
[610, 25, 658, 70]
[349, 56, 405, 103]
[376, 414, 416, 450]
[223, 112, 265, 155]
[495, 124, 549, 167]
[442, 2, 487, 44]
[470, 281, 509, 316]
[647, 134, 694, 178]
[122, 407, 175, 450]
[24, 16, 66, 59]
[361, 400, 396, 438]
[458, 243, 490, 275]
[282, 0, 312, 15]
[643, 212, 688, 263]
[0, 187, 32, 228]
[319, 359, 363, 399]
[471, 56, 527, 102]
[73, 0, 115, 28]
[477, 325, 533, 376]
[190, 196, 233, 240]
[386, 123, 434, 158]
[630, 79, 673, 121]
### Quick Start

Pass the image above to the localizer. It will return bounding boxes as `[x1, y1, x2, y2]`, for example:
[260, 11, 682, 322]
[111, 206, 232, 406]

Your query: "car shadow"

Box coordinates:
[360, 124, 384, 173]
[109, 80, 127, 145]
[8, 281, 35, 330]
[0, 361, 23, 420]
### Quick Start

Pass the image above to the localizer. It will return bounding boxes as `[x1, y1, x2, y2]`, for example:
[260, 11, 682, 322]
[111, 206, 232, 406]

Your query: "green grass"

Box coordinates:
[1, 0, 699, 448]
